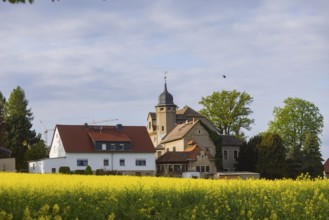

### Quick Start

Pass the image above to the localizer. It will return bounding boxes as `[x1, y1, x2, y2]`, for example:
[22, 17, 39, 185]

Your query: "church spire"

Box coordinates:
[157, 71, 175, 107]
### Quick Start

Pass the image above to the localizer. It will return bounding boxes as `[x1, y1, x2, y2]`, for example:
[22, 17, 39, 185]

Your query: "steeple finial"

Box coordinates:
[164, 71, 167, 84]
[164, 71, 168, 91]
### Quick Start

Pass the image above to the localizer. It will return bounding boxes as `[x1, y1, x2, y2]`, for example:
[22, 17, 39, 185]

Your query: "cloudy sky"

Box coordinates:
[1, 1, 329, 158]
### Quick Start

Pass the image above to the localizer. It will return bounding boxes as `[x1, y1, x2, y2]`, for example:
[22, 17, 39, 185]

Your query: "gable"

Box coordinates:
[49, 128, 66, 158]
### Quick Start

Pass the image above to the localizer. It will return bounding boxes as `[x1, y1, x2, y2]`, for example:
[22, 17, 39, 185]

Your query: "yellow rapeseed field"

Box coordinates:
[0, 173, 329, 219]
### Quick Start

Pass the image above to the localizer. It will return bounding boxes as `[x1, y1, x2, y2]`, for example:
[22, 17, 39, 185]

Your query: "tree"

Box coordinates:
[0, 92, 6, 146]
[302, 133, 323, 178]
[25, 136, 48, 162]
[256, 132, 286, 179]
[236, 135, 261, 172]
[268, 97, 323, 158]
[3, 86, 38, 171]
[199, 90, 254, 139]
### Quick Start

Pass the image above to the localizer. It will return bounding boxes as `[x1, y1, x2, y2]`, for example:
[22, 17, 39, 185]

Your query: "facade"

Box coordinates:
[149, 79, 243, 173]
[156, 140, 216, 177]
[29, 124, 156, 175]
[221, 135, 243, 171]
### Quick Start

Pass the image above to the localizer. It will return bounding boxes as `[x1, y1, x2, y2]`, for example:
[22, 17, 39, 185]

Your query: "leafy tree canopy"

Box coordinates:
[199, 90, 254, 139]
[268, 97, 323, 156]
[256, 132, 287, 179]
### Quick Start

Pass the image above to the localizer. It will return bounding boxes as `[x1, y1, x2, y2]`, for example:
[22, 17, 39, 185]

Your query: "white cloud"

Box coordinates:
[1, 0, 329, 158]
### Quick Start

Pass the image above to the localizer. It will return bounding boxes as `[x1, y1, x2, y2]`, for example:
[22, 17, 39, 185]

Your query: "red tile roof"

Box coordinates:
[55, 125, 155, 153]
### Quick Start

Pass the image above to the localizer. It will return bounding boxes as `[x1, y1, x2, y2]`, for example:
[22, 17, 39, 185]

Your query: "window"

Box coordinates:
[148, 122, 151, 130]
[224, 168, 229, 172]
[111, 144, 115, 150]
[120, 159, 125, 166]
[234, 150, 239, 161]
[198, 129, 202, 134]
[174, 165, 180, 172]
[201, 166, 205, 172]
[77, 159, 88, 166]
[223, 150, 228, 160]
[120, 144, 124, 150]
[157, 151, 162, 158]
[206, 148, 212, 154]
[52, 168, 56, 173]
[166, 148, 169, 152]
[196, 166, 200, 172]
[136, 159, 146, 166]
[102, 143, 106, 150]
[161, 126, 164, 131]
[173, 147, 176, 152]
[206, 166, 210, 172]
[104, 159, 109, 166]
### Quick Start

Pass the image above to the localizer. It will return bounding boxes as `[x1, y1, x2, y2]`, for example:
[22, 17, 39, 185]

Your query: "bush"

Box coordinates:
[85, 165, 93, 175]
[59, 166, 70, 174]
[95, 169, 105, 175]
[74, 170, 85, 175]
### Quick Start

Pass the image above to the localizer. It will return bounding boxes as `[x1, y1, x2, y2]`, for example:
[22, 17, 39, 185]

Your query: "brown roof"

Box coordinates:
[56, 125, 155, 153]
[89, 131, 131, 142]
[176, 105, 203, 117]
[324, 159, 329, 174]
[157, 141, 214, 163]
[161, 120, 199, 144]
[220, 135, 243, 146]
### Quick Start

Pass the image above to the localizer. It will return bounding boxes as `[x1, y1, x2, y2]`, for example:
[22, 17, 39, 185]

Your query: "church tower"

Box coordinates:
[155, 76, 177, 142]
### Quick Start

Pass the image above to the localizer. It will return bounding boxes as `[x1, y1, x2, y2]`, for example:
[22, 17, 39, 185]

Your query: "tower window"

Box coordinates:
[161, 126, 164, 131]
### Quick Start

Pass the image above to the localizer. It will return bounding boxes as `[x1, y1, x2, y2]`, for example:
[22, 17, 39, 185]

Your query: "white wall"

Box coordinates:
[29, 153, 156, 174]
[49, 128, 66, 158]
[29, 157, 67, 174]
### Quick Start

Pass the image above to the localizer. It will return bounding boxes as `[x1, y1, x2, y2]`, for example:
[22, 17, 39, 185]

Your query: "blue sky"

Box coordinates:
[1, 1, 329, 159]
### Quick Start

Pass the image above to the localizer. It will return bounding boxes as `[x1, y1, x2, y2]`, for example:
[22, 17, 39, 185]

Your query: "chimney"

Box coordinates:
[116, 124, 123, 130]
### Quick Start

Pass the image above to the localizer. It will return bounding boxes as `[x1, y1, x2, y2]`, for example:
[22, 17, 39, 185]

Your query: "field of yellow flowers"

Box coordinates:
[0, 173, 329, 219]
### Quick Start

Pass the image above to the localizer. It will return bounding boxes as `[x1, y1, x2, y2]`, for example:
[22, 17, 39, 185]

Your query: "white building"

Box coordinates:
[29, 124, 156, 175]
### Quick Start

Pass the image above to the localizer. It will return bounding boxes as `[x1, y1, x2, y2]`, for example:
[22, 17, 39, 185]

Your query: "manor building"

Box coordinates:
[148, 79, 242, 174]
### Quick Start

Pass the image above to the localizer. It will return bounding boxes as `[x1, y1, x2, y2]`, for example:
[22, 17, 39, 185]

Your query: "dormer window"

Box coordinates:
[102, 143, 106, 150]
[111, 144, 115, 150]
[120, 144, 124, 150]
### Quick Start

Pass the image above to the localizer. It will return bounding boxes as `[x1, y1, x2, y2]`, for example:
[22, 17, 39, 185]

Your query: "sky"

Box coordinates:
[1, 1, 329, 159]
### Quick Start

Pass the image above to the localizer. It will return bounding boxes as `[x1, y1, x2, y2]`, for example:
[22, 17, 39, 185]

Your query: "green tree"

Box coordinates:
[3, 86, 38, 171]
[199, 90, 254, 139]
[256, 132, 286, 179]
[25, 136, 48, 162]
[236, 135, 261, 172]
[268, 97, 323, 158]
[302, 133, 323, 178]
[0, 92, 6, 147]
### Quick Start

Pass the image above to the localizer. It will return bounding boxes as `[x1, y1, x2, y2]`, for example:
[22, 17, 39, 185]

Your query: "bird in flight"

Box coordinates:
[222, 75, 226, 78]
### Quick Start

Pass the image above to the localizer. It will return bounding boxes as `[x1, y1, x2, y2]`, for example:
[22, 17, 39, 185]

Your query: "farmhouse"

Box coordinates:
[29, 124, 156, 175]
